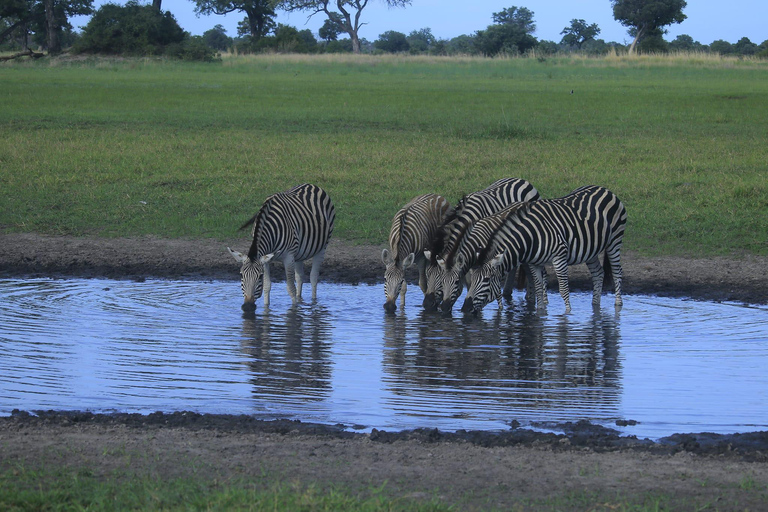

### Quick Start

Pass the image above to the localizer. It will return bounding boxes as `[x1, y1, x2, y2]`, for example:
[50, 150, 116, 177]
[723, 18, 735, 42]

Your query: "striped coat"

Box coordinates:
[467, 185, 627, 313]
[382, 194, 450, 312]
[228, 183, 335, 310]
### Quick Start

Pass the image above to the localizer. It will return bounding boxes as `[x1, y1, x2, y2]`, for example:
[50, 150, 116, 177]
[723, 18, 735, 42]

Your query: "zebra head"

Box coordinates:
[228, 247, 272, 311]
[468, 252, 505, 314]
[422, 250, 443, 311]
[438, 253, 466, 314]
[382, 249, 415, 313]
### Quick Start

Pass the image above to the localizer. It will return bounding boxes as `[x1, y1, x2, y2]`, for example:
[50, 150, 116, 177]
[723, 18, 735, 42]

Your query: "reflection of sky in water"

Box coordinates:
[0, 277, 766, 440]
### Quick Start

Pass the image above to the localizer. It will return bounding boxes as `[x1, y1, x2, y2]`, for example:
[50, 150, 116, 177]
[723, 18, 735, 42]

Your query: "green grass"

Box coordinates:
[2, 465, 754, 512]
[1, 53, 767, 256]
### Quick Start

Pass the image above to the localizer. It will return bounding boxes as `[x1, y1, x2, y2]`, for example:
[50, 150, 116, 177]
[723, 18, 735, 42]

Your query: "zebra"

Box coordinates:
[227, 183, 335, 311]
[382, 193, 450, 313]
[422, 177, 541, 312]
[466, 185, 627, 314]
[435, 203, 535, 314]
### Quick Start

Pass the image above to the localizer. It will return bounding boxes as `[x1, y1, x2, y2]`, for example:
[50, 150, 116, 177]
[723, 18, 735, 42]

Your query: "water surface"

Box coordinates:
[1, 277, 766, 439]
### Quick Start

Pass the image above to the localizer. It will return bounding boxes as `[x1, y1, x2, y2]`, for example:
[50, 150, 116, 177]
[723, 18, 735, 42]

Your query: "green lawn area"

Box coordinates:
[2, 53, 767, 256]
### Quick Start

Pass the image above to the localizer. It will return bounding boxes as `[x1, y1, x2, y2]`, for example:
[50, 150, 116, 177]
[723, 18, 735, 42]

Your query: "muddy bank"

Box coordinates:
[3, 411, 768, 510]
[6, 410, 768, 460]
[1, 233, 767, 305]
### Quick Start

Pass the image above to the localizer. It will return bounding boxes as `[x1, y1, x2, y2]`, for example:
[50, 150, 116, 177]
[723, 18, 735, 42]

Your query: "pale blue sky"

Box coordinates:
[72, 1, 767, 46]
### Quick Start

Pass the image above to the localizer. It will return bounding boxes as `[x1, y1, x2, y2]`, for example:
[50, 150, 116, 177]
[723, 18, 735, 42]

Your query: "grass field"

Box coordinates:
[1, 53, 767, 256]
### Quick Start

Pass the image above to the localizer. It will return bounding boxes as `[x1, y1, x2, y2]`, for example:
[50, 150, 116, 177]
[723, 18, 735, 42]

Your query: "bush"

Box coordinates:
[73, 0, 213, 59]
[166, 36, 219, 62]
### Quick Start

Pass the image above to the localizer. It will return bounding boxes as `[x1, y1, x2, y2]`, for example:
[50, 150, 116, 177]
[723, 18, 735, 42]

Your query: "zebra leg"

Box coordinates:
[609, 251, 624, 309]
[417, 257, 428, 294]
[295, 260, 306, 302]
[529, 265, 547, 309]
[585, 256, 605, 307]
[502, 266, 516, 301]
[552, 257, 572, 313]
[263, 263, 272, 307]
[399, 281, 407, 308]
[309, 249, 326, 301]
[283, 255, 298, 304]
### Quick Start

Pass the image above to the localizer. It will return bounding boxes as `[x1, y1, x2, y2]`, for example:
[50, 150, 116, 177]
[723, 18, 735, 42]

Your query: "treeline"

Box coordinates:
[1, 0, 766, 61]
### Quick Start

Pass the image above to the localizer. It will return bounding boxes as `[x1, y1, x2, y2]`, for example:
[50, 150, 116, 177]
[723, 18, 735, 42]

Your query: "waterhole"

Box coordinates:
[1, 277, 766, 439]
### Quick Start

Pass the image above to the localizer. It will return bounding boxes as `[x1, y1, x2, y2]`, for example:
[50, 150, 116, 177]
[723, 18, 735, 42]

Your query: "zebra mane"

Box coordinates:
[241, 194, 279, 259]
[474, 202, 530, 264]
[389, 204, 412, 264]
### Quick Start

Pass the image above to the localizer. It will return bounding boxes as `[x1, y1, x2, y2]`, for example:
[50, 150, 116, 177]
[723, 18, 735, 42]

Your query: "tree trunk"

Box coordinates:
[44, 0, 59, 54]
[628, 24, 646, 55]
[350, 30, 360, 53]
[153, 0, 162, 11]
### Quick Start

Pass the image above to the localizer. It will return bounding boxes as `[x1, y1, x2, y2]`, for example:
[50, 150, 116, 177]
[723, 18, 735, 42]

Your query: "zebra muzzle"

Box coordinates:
[383, 299, 397, 313]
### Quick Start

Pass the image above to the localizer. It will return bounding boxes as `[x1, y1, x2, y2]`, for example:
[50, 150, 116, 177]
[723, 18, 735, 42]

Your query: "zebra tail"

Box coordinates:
[238, 213, 259, 231]
[603, 252, 614, 291]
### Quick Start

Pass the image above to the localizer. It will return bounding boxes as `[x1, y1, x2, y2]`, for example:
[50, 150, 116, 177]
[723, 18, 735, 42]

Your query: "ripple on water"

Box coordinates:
[0, 278, 767, 439]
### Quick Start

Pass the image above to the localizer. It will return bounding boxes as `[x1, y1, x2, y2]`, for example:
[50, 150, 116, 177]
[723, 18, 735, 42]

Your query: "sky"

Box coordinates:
[71, 1, 768, 46]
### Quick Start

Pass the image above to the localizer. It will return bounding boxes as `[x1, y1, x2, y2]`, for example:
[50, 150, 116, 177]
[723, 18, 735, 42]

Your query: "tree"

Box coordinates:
[318, 11, 343, 41]
[1, 0, 93, 54]
[279, 0, 411, 54]
[74, 1, 185, 55]
[734, 37, 757, 56]
[560, 19, 600, 49]
[709, 39, 733, 55]
[202, 23, 231, 50]
[474, 5, 537, 57]
[611, 0, 686, 54]
[374, 30, 408, 53]
[406, 27, 434, 53]
[193, 0, 276, 43]
[669, 34, 706, 52]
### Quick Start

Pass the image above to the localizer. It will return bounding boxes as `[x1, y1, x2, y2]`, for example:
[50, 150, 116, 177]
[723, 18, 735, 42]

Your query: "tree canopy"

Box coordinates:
[74, 1, 185, 55]
[278, 0, 411, 53]
[560, 19, 600, 49]
[611, 0, 687, 54]
[192, 0, 276, 43]
[475, 5, 537, 56]
[1, 0, 93, 53]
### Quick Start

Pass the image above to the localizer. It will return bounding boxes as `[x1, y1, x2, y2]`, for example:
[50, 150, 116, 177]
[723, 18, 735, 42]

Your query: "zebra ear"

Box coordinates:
[382, 248, 393, 265]
[423, 250, 432, 261]
[437, 257, 447, 271]
[403, 252, 416, 268]
[491, 252, 505, 267]
[260, 253, 274, 264]
[227, 247, 248, 264]
[456, 253, 466, 268]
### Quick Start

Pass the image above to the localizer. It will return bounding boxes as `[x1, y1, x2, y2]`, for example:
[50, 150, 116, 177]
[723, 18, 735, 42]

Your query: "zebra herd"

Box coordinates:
[228, 180, 627, 315]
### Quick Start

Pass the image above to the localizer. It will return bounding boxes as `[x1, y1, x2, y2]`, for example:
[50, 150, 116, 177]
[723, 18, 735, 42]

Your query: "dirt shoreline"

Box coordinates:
[2, 233, 768, 509]
[2, 232, 768, 304]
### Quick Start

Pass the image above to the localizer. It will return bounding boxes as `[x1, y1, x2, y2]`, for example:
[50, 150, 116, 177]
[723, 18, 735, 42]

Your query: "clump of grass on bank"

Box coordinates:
[1, 53, 766, 257]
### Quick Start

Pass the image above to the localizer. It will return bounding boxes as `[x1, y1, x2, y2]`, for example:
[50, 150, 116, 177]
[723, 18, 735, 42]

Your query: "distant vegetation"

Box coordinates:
[1, 54, 766, 258]
[1, 0, 767, 60]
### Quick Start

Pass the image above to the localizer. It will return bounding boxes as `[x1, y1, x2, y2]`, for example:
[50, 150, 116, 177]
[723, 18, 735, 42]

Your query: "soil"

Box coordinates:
[2, 233, 768, 509]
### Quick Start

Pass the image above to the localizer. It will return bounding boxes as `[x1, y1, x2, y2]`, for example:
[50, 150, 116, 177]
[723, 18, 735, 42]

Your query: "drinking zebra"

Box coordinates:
[466, 185, 627, 314]
[436, 203, 534, 314]
[227, 183, 335, 311]
[382, 193, 450, 313]
[423, 177, 541, 312]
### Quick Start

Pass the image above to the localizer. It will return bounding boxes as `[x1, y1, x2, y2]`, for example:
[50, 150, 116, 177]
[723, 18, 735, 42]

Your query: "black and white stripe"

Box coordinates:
[228, 183, 335, 311]
[382, 194, 450, 312]
[467, 185, 627, 314]
[424, 178, 540, 312]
